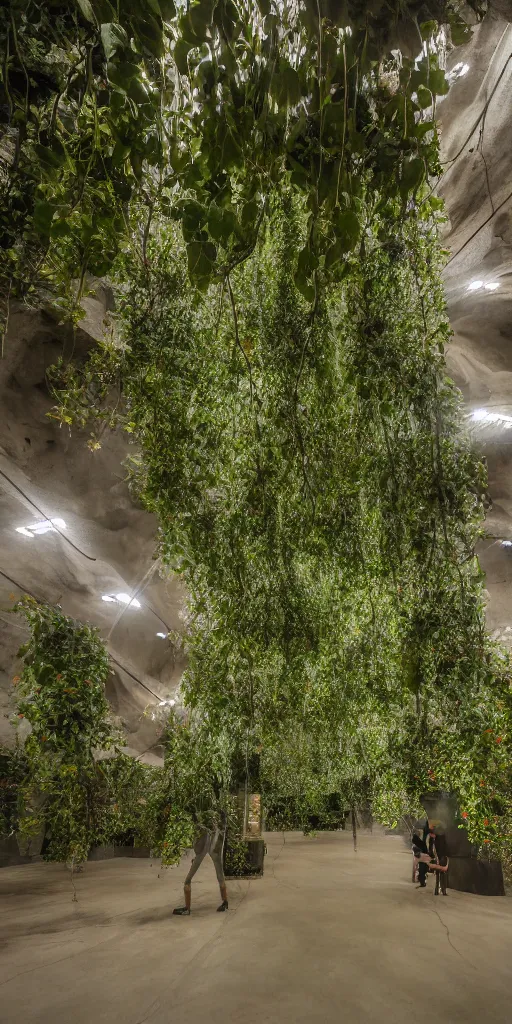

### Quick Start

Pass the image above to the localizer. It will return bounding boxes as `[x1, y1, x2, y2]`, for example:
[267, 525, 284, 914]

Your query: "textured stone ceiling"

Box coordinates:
[439, 9, 512, 643]
[1, 6, 511, 752]
[0, 297, 186, 760]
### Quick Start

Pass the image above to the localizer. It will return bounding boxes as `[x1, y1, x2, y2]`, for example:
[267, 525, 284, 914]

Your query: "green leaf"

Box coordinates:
[186, 240, 216, 287]
[76, 0, 96, 24]
[174, 38, 193, 75]
[133, 15, 165, 57]
[419, 20, 438, 41]
[100, 23, 128, 60]
[241, 199, 258, 229]
[112, 140, 131, 165]
[50, 219, 73, 240]
[429, 69, 450, 97]
[416, 85, 432, 110]
[294, 273, 315, 302]
[33, 200, 57, 237]
[107, 61, 140, 92]
[324, 239, 344, 270]
[429, 196, 444, 212]
[188, 0, 213, 40]
[34, 141, 67, 171]
[158, 0, 176, 17]
[415, 120, 435, 139]
[450, 19, 472, 46]
[207, 202, 236, 243]
[400, 157, 425, 197]
[281, 65, 301, 107]
[334, 210, 360, 253]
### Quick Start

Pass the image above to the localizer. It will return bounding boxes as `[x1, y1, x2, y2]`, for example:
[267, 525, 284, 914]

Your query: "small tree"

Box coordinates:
[12, 597, 120, 866]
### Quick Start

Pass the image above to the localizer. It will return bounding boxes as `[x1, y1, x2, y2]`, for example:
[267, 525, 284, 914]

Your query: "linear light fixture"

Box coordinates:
[15, 517, 67, 538]
[101, 593, 141, 609]
[470, 408, 512, 428]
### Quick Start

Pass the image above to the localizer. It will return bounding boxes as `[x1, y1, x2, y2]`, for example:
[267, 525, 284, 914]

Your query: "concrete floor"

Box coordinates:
[1, 831, 511, 1024]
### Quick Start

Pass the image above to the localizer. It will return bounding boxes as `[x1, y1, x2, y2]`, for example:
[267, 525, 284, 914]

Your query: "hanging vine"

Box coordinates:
[4, 0, 511, 864]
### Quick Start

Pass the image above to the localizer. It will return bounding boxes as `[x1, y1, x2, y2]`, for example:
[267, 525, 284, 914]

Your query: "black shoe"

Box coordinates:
[173, 907, 191, 916]
[217, 900, 228, 912]
[419, 882, 426, 888]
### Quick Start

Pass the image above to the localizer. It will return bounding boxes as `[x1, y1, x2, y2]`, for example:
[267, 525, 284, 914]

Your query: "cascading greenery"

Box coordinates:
[3, 0, 511, 863]
[1, 0, 478, 328]
[51, 190, 512, 858]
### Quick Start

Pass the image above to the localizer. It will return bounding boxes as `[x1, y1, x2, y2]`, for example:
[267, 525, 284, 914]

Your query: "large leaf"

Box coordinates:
[107, 60, 140, 92]
[174, 38, 193, 75]
[158, 0, 176, 17]
[400, 157, 425, 198]
[100, 23, 128, 60]
[76, 0, 96, 23]
[207, 203, 238, 244]
[416, 85, 432, 110]
[188, 0, 214, 40]
[449, 19, 472, 46]
[186, 240, 216, 288]
[335, 210, 360, 253]
[429, 69, 450, 97]
[33, 200, 57, 237]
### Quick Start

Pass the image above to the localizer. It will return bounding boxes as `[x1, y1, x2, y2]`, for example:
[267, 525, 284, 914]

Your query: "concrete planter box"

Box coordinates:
[88, 845, 151, 861]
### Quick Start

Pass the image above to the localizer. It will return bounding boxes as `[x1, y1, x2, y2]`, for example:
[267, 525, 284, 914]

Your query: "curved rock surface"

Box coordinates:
[0, 298, 185, 760]
[440, 10, 512, 642]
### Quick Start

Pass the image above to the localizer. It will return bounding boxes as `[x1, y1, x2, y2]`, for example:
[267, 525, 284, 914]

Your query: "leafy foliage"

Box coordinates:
[10, 597, 120, 864]
[4, 1, 512, 868]
[1, 0, 482, 327]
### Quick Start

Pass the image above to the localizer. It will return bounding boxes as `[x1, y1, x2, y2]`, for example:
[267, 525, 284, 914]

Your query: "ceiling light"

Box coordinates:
[15, 517, 67, 538]
[449, 62, 469, 80]
[115, 592, 141, 609]
[470, 408, 512, 428]
[467, 280, 483, 291]
[156, 632, 167, 639]
[484, 282, 500, 291]
[102, 593, 141, 608]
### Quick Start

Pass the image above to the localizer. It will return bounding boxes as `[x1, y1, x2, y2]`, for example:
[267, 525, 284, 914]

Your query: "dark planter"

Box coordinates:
[448, 856, 505, 896]
[88, 845, 151, 861]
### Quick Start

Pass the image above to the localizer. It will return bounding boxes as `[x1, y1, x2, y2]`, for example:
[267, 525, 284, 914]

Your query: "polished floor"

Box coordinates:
[1, 830, 511, 1024]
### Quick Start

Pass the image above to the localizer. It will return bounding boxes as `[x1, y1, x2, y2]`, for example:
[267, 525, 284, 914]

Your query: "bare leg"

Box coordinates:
[173, 833, 208, 916]
[210, 829, 228, 911]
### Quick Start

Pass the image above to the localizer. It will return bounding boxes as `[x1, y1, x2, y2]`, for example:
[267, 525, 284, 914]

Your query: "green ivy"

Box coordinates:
[10, 597, 121, 865]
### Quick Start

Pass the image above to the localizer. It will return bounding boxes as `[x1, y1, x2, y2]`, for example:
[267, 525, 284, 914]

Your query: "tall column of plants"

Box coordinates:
[8, 597, 120, 865]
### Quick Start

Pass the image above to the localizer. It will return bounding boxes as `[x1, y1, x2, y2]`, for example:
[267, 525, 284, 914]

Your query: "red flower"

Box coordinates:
[483, 819, 489, 825]
[479, 780, 485, 787]
[496, 736, 503, 743]
[17, 713, 24, 718]
[484, 729, 492, 734]
[484, 839, 490, 844]
[462, 811, 468, 819]
[12, 675, 20, 684]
